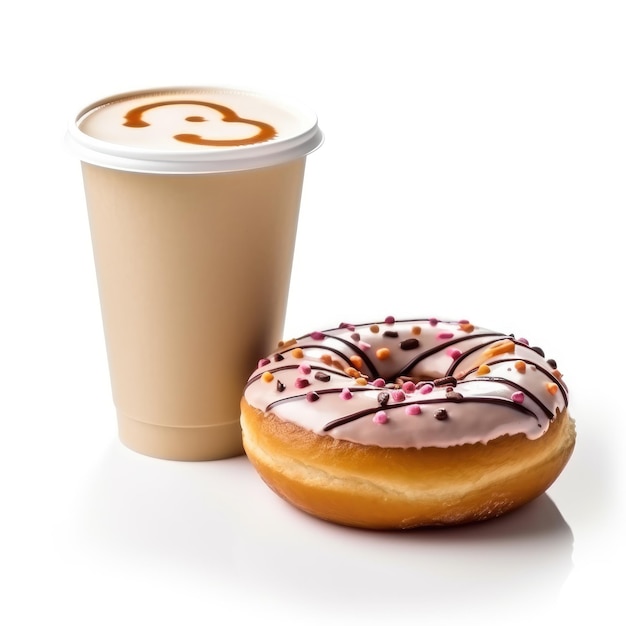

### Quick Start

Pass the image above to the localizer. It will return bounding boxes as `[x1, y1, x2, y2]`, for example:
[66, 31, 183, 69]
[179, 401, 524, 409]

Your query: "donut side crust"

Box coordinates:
[240, 398, 576, 529]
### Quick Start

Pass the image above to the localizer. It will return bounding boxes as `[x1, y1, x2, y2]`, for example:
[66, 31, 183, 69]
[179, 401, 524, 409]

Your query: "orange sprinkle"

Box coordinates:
[291, 347, 304, 359]
[515, 360, 526, 373]
[320, 354, 333, 366]
[332, 359, 344, 370]
[345, 367, 360, 378]
[376, 347, 391, 360]
[350, 355, 364, 370]
[459, 323, 474, 333]
[546, 382, 559, 395]
[355, 377, 368, 386]
[477, 364, 491, 376]
[278, 338, 296, 348]
[552, 369, 562, 379]
[370, 324, 380, 333]
[261, 371, 274, 383]
[411, 326, 422, 335]
[484, 339, 515, 358]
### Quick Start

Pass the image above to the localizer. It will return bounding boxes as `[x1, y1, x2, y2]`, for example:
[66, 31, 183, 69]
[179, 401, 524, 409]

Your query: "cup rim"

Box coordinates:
[65, 85, 324, 174]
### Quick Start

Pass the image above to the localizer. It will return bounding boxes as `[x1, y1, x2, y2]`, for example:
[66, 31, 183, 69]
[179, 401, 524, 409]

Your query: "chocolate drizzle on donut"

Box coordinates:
[244, 318, 569, 448]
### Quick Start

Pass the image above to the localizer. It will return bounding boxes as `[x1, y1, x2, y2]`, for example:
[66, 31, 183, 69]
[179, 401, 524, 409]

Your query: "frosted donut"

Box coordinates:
[240, 317, 575, 529]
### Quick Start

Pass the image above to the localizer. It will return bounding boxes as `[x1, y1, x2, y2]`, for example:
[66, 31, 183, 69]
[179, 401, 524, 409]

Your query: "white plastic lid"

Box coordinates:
[66, 86, 324, 174]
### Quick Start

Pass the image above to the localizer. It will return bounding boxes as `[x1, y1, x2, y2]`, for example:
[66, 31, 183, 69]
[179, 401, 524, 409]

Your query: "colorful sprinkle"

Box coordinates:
[261, 371, 274, 383]
[411, 326, 422, 335]
[294, 377, 309, 389]
[434, 409, 449, 420]
[459, 322, 474, 333]
[384, 316, 395, 324]
[292, 347, 304, 359]
[273, 353, 284, 362]
[546, 382, 559, 395]
[429, 318, 439, 326]
[511, 391, 525, 403]
[258, 358, 270, 368]
[372, 378, 386, 388]
[299, 363, 312, 375]
[437, 331, 454, 340]
[446, 348, 462, 359]
[276, 380, 285, 392]
[355, 377, 368, 386]
[310, 331, 325, 340]
[320, 354, 333, 366]
[370, 324, 380, 333]
[345, 366, 360, 378]
[402, 381, 417, 394]
[547, 358, 557, 369]
[359, 341, 371, 351]
[405, 404, 422, 416]
[373, 411, 389, 424]
[419, 383, 434, 395]
[306, 391, 320, 402]
[377, 391, 390, 406]
[314, 371, 331, 382]
[376, 347, 391, 360]
[351, 332, 361, 341]
[339, 322, 356, 331]
[392, 390, 406, 402]
[514, 360, 526, 373]
[350, 355, 364, 370]
[477, 364, 491, 376]
[482, 339, 515, 358]
[340, 388, 353, 400]
[518, 337, 529, 345]
[278, 338, 296, 348]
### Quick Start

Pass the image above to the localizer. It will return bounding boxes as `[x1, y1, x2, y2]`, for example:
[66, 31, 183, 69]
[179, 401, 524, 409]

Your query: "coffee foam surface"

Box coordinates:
[68, 86, 323, 173]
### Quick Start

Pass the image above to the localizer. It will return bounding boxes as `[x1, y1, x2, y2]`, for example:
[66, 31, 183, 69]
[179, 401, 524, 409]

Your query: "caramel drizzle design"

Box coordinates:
[123, 99, 277, 146]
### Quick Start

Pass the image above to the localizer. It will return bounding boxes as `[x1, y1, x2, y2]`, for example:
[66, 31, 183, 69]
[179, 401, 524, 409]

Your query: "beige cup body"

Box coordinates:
[81, 159, 306, 460]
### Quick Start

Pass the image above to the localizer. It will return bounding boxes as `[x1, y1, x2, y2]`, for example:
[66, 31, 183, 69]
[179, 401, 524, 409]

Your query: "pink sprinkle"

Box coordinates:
[405, 405, 422, 416]
[392, 390, 406, 402]
[299, 363, 312, 375]
[459, 319, 469, 324]
[402, 381, 417, 394]
[518, 337, 529, 345]
[384, 316, 395, 325]
[446, 348, 462, 359]
[438, 332, 454, 340]
[429, 318, 439, 326]
[258, 358, 270, 368]
[373, 411, 388, 424]
[340, 388, 353, 400]
[306, 391, 320, 402]
[372, 378, 386, 388]
[419, 383, 434, 395]
[310, 331, 325, 340]
[295, 378, 310, 389]
[359, 341, 371, 351]
[340, 322, 355, 331]
[512, 391, 525, 403]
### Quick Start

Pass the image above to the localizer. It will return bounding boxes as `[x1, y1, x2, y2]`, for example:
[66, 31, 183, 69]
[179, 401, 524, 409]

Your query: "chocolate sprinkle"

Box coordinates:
[315, 371, 331, 382]
[274, 353, 284, 362]
[547, 358, 557, 368]
[276, 380, 286, 392]
[434, 409, 449, 420]
[351, 332, 361, 341]
[531, 346, 545, 357]
[383, 331, 399, 338]
[434, 376, 457, 387]
[446, 391, 464, 401]
[400, 338, 420, 350]
[377, 391, 390, 406]
[306, 391, 320, 402]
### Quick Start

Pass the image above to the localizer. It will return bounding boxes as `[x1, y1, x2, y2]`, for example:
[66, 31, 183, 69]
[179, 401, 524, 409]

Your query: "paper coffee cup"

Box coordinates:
[66, 86, 323, 461]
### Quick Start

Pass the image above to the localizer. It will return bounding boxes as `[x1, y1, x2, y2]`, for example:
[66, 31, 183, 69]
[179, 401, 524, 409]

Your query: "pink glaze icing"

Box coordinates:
[242, 318, 569, 449]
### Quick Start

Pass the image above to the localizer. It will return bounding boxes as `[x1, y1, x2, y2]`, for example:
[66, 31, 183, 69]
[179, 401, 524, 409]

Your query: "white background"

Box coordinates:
[1, 1, 624, 624]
